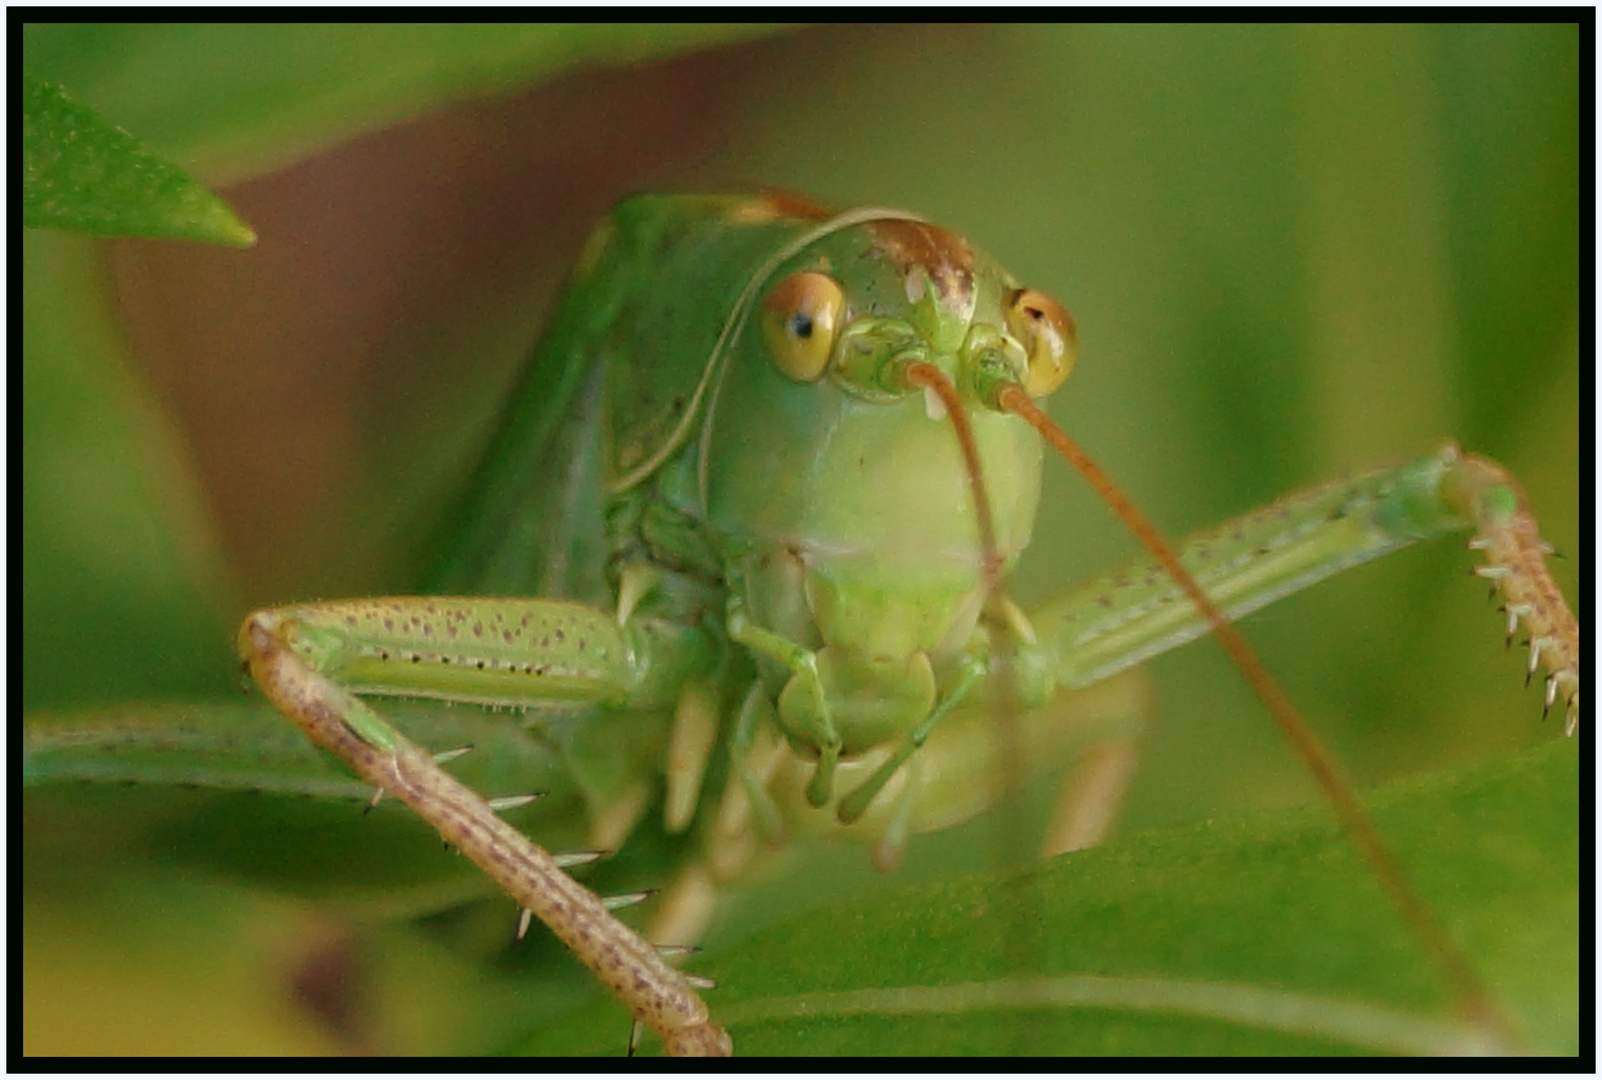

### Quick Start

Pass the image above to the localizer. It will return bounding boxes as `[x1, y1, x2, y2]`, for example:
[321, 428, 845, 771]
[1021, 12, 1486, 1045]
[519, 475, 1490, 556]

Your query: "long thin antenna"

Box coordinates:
[907, 361, 1041, 1030]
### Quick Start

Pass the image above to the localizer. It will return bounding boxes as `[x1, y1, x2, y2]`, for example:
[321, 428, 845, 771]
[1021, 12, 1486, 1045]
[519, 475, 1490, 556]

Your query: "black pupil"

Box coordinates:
[791, 313, 813, 339]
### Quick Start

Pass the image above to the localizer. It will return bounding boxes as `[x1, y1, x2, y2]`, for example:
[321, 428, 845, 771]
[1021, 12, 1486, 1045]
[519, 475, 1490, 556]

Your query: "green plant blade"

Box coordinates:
[22, 700, 604, 905]
[22, 73, 255, 245]
[524, 739, 1577, 1056]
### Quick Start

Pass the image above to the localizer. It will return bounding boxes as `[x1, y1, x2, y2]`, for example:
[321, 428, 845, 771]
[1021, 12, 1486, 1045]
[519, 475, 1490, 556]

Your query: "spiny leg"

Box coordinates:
[1026, 442, 1579, 732]
[1446, 453, 1579, 733]
[238, 602, 730, 1057]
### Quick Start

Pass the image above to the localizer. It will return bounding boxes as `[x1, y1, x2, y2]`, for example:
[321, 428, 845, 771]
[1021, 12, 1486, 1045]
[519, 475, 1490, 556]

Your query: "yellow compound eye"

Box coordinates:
[1005, 288, 1077, 398]
[761, 271, 845, 382]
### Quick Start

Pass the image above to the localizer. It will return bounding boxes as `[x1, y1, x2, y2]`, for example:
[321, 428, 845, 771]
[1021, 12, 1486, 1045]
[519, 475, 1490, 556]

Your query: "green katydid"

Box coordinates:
[236, 190, 1576, 1055]
[26, 192, 1577, 1056]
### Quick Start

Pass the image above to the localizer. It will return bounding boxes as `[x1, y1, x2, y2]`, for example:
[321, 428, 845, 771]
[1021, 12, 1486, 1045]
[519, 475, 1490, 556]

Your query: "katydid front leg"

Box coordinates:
[237, 599, 731, 1057]
[1026, 443, 1578, 734]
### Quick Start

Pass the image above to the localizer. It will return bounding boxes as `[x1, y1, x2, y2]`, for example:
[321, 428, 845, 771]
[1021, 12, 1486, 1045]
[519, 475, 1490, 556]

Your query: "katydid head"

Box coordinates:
[698, 208, 1078, 817]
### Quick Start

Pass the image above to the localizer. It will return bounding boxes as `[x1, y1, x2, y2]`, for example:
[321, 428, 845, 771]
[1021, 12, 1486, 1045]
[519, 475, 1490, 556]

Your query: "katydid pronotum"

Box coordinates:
[33, 193, 1579, 1055]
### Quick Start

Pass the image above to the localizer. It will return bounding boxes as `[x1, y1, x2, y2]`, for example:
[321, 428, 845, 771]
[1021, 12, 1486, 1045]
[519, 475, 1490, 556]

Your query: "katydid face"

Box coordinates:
[700, 214, 1071, 757]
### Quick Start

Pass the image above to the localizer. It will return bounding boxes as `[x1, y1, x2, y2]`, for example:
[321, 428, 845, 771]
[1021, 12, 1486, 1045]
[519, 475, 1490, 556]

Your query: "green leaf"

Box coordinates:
[24, 701, 543, 799]
[528, 739, 1577, 1056]
[22, 73, 255, 246]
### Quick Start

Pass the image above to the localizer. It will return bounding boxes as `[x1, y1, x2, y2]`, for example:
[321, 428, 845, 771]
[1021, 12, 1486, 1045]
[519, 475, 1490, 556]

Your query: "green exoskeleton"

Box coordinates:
[230, 192, 1576, 1056]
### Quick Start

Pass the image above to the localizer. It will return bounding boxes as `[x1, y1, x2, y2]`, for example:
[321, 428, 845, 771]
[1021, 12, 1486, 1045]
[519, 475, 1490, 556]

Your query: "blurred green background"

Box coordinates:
[24, 24, 1577, 1055]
